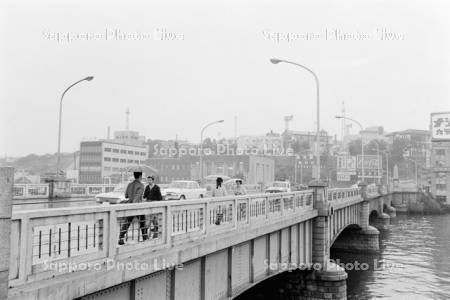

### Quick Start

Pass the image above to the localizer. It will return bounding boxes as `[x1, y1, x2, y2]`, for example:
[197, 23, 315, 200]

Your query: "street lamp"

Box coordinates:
[199, 120, 224, 185]
[336, 116, 365, 183]
[56, 76, 94, 178]
[270, 58, 322, 181]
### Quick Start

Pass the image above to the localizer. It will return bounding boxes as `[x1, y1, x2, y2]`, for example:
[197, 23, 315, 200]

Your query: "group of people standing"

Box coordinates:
[118, 172, 162, 245]
[212, 177, 247, 197]
[211, 177, 246, 225]
[118, 173, 247, 245]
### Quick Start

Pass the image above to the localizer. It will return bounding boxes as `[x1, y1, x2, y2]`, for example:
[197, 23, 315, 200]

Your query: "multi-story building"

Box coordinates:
[114, 130, 146, 147]
[283, 130, 331, 154]
[430, 112, 450, 203]
[148, 155, 274, 185]
[236, 133, 283, 155]
[386, 129, 432, 185]
[78, 140, 148, 184]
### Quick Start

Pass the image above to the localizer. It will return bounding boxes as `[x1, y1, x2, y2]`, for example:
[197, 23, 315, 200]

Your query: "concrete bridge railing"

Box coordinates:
[8, 190, 317, 297]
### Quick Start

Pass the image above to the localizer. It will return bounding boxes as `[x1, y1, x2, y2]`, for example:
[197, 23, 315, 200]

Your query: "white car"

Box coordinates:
[95, 183, 128, 204]
[265, 181, 292, 193]
[163, 180, 207, 200]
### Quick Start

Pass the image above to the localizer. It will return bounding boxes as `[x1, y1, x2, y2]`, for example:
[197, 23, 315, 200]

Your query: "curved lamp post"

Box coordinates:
[336, 116, 365, 183]
[56, 76, 94, 178]
[199, 120, 224, 184]
[270, 58, 322, 181]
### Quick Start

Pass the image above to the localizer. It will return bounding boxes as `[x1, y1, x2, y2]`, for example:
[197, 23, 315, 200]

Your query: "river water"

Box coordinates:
[238, 214, 450, 300]
[338, 214, 450, 299]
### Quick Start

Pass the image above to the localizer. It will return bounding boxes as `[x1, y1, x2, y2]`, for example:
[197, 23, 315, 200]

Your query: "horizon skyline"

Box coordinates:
[2, 119, 430, 158]
[2, 0, 449, 157]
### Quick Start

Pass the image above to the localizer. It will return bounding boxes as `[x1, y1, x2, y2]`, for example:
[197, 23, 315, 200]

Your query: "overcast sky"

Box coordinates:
[1, 0, 449, 157]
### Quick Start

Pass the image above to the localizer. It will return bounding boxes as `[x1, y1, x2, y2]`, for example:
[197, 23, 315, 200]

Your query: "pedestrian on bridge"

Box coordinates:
[144, 175, 163, 238]
[212, 177, 227, 197]
[234, 179, 247, 196]
[118, 171, 147, 245]
[212, 177, 226, 225]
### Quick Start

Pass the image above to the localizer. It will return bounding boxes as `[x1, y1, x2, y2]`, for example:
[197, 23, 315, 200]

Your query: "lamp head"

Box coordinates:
[335, 116, 343, 119]
[218, 120, 224, 123]
[85, 76, 94, 81]
[270, 58, 282, 64]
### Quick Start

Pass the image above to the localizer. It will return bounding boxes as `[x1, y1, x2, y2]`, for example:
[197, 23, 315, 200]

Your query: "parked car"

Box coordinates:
[265, 181, 292, 193]
[163, 180, 207, 200]
[95, 183, 128, 204]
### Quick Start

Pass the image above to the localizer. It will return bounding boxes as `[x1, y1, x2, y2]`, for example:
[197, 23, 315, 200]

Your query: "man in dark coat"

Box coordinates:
[143, 176, 163, 201]
[143, 176, 163, 238]
[118, 172, 146, 245]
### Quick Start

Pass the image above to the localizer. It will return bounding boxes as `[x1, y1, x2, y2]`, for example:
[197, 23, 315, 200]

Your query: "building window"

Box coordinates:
[435, 149, 446, 156]
[128, 151, 134, 154]
[134, 160, 139, 164]
[140, 152, 146, 156]
[120, 159, 126, 163]
[120, 150, 126, 154]
[127, 159, 133, 163]
[104, 157, 111, 162]
[112, 149, 119, 153]
[436, 184, 446, 190]
[135, 151, 140, 155]
[104, 148, 112, 152]
[112, 158, 119, 162]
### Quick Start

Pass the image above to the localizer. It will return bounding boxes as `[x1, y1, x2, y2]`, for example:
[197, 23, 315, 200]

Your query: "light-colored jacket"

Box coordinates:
[212, 186, 227, 197]
[234, 185, 247, 195]
[125, 179, 144, 203]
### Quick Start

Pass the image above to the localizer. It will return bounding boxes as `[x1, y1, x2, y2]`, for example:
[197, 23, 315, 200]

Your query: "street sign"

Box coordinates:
[337, 155, 356, 175]
[431, 112, 450, 141]
[337, 172, 352, 182]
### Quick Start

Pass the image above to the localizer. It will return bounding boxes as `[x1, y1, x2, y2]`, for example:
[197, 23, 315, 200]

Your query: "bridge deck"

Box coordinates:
[8, 187, 366, 300]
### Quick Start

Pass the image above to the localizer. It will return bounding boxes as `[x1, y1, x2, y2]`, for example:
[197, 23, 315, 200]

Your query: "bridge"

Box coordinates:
[1, 167, 401, 300]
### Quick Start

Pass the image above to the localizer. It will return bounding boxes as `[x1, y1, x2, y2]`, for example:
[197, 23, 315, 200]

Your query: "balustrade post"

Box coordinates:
[233, 198, 238, 229]
[308, 180, 331, 270]
[204, 201, 209, 236]
[166, 204, 172, 247]
[0, 167, 13, 300]
[107, 209, 118, 258]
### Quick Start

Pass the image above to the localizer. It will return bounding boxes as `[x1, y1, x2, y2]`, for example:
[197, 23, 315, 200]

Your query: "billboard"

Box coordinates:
[431, 112, 450, 140]
[357, 155, 382, 179]
[337, 155, 356, 182]
[337, 155, 357, 174]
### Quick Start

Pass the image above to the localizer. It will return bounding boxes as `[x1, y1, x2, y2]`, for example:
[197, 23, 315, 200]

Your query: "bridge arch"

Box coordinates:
[330, 223, 363, 248]
[369, 209, 380, 219]
[234, 268, 313, 299]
